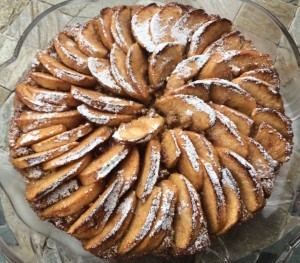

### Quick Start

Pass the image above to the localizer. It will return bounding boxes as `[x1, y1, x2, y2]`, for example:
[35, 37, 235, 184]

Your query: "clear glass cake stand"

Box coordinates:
[0, 0, 299, 262]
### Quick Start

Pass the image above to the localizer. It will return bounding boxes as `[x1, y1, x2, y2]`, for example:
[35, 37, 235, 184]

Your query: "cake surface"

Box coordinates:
[8, 2, 294, 259]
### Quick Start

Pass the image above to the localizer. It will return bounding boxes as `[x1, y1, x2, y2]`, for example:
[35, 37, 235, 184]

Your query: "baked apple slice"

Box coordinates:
[246, 137, 277, 197]
[232, 77, 284, 112]
[37, 52, 97, 87]
[71, 86, 144, 114]
[166, 54, 210, 90]
[209, 102, 253, 136]
[16, 84, 69, 112]
[16, 84, 79, 108]
[109, 146, 140, 196]
[150, 4, 185, 45]
[17, 110, 83, 132]
[111, 6, 134, 53]
[12, 141, 78, 169]
[113, 115, 164, 144]
[68, 178, 123, 236]
[204, 31, 254, 54]
[95, 7, 115, 50]
[252, 108, 293, 141]
[188, 18, 232, 57]
[199, 50, 273, 80]
[216, 168, 241, 236]
[240, 67, 280, 86]
[131, 4, 161, 52]
[31, 123, 92, 152]
[254, 123, 292, 163]
[136, 139, 161, 200]
[15, 124, 66, 149]
[185, 131, 221, 175]
[169, 173, 203, 255]
[201, 163, 226, 234]
[118, 186, 162, 255]
[168, 80, 210, 102]
[149, 42, 183, 87]
[77, 104, 134, 126]
[133, 180, 178, 255]
[54, 33, 89, 74]
[110, 43, 149, 103]
[217, 147, 264, 213]
[25, 154, 91, 202]
[40, 182, 104, 218]
[126, 43, 151, 101]
[207, 78, 257, 116]
[171, 9, 210, 45]
[155, 94, 215, 132]
[75, 21, 108, 58]
[173, 129, 204, 191]
[161, 129, 181, 169]
[207, 111, 248, 158]
[79, 143, 130, 185]
[84, 191, 137, 254]
[87, 57, 125, 96]
[42, 126, 112, 170]
[33, 179, 79, 210]
[29, 72, 71, 91]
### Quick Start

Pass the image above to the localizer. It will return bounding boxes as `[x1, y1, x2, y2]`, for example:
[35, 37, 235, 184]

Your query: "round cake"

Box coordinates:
[8, 2, 294, 259]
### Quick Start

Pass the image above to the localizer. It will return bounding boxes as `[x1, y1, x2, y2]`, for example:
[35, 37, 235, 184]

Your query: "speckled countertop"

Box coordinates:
[0, 0, 299, 262]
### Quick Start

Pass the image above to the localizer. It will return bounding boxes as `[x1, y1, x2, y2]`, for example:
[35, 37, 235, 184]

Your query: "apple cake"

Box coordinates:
[8, 2, 293, 259]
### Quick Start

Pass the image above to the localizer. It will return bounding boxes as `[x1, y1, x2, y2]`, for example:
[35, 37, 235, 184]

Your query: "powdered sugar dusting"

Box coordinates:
[88, 57, 123, 94]
[141, 147, 161, 200]
[248, 137, 278, 177]
[110, 44, 136, 94]
[90, 194, 135, 249]
[77, 104, 112, 124]
[182, 175, 201, 231]
[135, 190, 161, 243]
[178, 130, 199, 172]
[26, 142, 75, 167]
[170, 130, 181, 158]
[204, 162, 226, 210]
[150, 188, 176, 236]
[189, 20, 215, 54]
[170, 54, 210, 79]
[227, 150, 260, 192]
[221, 168, 240, 193]
[96, 149, 129, 180]
[55, 35, 87, 67]
[131, 7, 158, 52]
[176, 95, 216, 125]
[47, 131, 110, 167]
[71, 87, 132, 113]
[215, 110, 243, 144]
[77, 25, 99, 54]
[42, 179, 79, 207]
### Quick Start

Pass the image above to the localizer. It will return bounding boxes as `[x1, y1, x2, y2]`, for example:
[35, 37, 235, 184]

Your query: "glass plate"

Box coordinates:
[0, 0, 300, 262]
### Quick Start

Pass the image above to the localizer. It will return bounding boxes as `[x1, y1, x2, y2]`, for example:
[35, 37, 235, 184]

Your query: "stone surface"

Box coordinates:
[290, 7, 300, 48]
[253, 0, 297, 28]
[4, 0, 51, 42]
[195, 0, 243, 21]
[235, 4, 283, 44]
[0, 34, 18, 66]
[0, 0, 30, 33]
[0, 87, 11, 109]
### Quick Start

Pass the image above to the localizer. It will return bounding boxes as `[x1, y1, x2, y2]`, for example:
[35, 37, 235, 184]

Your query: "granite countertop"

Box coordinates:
[0, 0, 299, 262]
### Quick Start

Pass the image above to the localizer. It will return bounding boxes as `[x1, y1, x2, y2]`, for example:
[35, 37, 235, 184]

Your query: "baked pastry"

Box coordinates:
[8, 2, 293, 259]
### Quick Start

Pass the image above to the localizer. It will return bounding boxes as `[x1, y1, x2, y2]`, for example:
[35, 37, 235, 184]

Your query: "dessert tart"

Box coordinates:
[8, 2, 293, 259]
